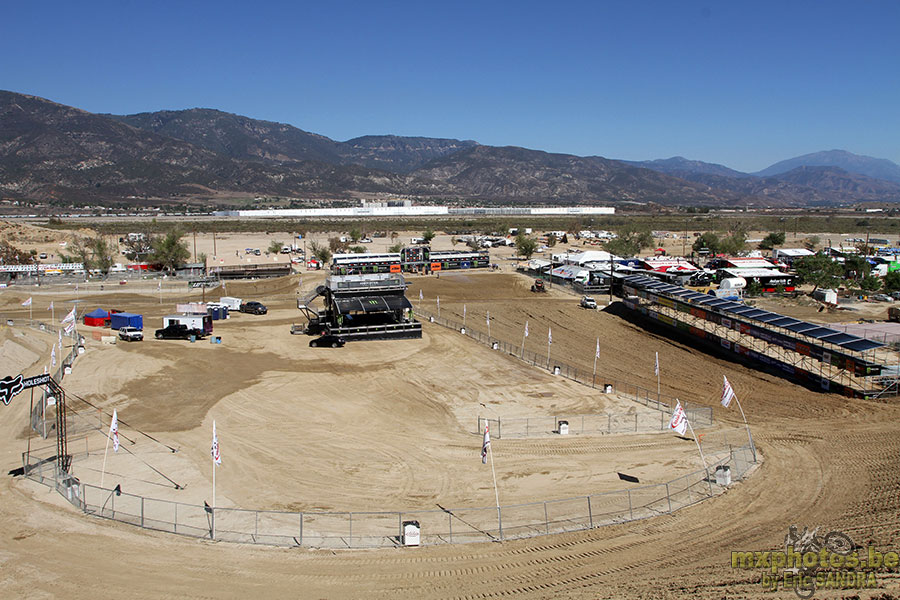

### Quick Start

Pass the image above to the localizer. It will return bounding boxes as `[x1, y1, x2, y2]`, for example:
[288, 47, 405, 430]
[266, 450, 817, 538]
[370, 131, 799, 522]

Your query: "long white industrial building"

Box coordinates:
[214, 206, 615, 218]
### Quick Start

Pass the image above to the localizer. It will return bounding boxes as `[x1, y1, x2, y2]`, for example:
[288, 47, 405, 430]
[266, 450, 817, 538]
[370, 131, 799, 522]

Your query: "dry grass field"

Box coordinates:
[1, 267, 899, 599]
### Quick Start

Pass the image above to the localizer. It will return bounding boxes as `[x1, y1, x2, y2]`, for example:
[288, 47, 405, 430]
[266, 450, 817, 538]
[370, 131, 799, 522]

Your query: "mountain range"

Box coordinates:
[2, 90, 899, 209]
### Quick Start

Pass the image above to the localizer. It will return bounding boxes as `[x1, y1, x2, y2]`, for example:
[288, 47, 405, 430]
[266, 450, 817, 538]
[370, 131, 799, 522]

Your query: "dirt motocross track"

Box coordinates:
[1, 271, 899, 599]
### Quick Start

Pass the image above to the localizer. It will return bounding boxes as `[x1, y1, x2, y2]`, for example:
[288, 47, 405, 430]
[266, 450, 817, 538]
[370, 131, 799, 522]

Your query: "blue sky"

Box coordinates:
[3, 1, 898, 172]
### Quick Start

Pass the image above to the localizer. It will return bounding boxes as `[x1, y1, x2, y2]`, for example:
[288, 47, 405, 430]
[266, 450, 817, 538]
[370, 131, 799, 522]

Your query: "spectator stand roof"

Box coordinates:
[623, 274, 884, 354]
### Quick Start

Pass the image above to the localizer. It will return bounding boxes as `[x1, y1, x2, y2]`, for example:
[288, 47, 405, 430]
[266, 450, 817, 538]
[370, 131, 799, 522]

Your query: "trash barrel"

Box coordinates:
[558, 420, 569, 435]
[715, 465, 731, 486]
[460, 327, 466, 334]
[492, 341, 499, 350]
[553, 366, 561, 375]
[402, 520, 420, 546]
[189, 335, 196, 343]
[604, 384, 613, 393]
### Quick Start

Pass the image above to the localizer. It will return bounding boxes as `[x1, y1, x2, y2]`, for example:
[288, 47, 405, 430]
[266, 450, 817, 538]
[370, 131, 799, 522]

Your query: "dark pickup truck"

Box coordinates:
[155, 323, 204, 340]
[240, 301, 268, 315]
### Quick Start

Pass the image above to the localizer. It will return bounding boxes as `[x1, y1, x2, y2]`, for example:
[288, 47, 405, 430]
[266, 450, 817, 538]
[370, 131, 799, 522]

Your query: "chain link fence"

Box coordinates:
[477, 406, 714, 439]
[417, 308, 713, 423]
[23, 441, 755, 548]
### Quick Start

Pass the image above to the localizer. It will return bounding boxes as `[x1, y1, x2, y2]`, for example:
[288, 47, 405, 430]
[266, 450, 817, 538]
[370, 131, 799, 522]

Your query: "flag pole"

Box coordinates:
[99, 422, 112, 490]
[593, 337, 599, 385]
[656, 352, 660, 402]
[546, 329, 551, 370]
[487, 429, 502, 539]
[521, 326, 527, 359]
[733, 395, 756, 462]
[212, 441, 216, 540]
[486, 311, 491, 341]
[684, 410, 713, 496]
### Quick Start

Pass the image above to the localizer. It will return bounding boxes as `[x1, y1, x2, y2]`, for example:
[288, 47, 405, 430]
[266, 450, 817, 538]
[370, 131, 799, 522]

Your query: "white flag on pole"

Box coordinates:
[21, 297, 32, 307]
[437, 296, 440, 309]
[61, 307, 76, 325]
[654, 352, 659, 377]
[668, 400, 688, 435]
[721, 375, 736, 408]
[486, 311, 490, 326]
[211, 420, 221, 465]
[49, 301, 54, 312]
[548, 327, 552, 345]
[419, 289, 423, 301]
[463, 304, 466, 319]
[481, 423, 491, 464]
[524, 320, 529, 337]
[51, 346, 56, 367]
[596, 337, 600, 359]
[110, 409, 119, 452]
[64, 321, 75, 335]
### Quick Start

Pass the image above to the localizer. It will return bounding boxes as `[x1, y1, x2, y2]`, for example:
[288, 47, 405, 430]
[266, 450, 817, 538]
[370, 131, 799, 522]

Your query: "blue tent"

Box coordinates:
[110, 312, 143, 330]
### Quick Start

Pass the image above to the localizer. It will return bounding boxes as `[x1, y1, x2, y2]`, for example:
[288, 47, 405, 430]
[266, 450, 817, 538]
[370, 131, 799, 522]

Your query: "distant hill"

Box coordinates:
[0, 91, 438, 205]
[338, 135, 478, 173]
[412, 146, 740, 205]
[755, 149, 900, 183]
[110, 108, 345, 166]
[4, 90, 900, 209]
[622, 156, 751, 179]
[112, 110, 477, 174]
[669, 166, 900, 206]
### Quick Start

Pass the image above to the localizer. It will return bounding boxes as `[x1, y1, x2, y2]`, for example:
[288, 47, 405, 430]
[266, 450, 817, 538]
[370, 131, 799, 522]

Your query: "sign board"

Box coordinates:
[1, 373, 52, 406]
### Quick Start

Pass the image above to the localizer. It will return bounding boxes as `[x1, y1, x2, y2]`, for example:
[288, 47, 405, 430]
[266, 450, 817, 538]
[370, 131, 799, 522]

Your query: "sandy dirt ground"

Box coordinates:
[1, 269, 899, 599]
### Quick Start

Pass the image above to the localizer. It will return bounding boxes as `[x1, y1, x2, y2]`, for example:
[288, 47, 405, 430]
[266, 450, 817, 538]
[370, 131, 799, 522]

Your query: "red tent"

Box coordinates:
[83, 308, 110, 327]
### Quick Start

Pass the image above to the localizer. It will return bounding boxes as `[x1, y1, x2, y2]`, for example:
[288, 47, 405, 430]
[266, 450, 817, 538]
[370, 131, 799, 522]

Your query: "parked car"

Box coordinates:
[154, 323, 203, 340]
[118, 326, 143, 342]
[871, 294, 893, 302]
[580, 295, 598, 309]
[240, 301, 268, 315]
[309, 334, 346, 348]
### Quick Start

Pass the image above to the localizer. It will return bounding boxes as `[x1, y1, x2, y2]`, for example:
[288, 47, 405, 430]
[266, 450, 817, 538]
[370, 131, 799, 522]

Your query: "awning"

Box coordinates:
[333, 295, 412, 314]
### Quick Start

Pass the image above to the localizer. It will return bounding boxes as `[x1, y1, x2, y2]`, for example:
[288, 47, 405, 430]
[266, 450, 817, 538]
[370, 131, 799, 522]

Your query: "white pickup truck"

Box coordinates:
[118, 327, 143, 342]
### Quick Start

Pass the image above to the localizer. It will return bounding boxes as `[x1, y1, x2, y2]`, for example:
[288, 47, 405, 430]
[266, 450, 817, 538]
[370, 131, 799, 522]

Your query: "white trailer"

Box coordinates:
[219, 297, 243, 310]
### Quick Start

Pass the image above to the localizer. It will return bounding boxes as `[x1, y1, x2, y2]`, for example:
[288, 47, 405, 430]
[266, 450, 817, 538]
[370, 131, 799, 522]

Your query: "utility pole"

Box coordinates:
[212, 230, 217, 257]
[192, 227, 197, 263]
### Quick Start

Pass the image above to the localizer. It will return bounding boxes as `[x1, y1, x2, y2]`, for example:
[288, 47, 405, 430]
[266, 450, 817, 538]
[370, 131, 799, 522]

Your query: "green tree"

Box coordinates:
[328, 237, 348, 254]
[422, 229, 436, 244]
[515, 234, 538, 260]
[349, 228, 362, 243]
[604, 225, 654, 257]
[843, 255, 870, 283]
[860, 275, 882, 292]
[151, 230, 191, 273]
[91, 238, 116, 274]
[758, 231, 786, 250]
[388, 242, 405, 253]
[692, 232, 720, 255]
[309, 241, 332, 264]
[268, 240, 284, 254]
[883, 271, 900, 292]
[719, 231, 747, 255]
[804, 235, 821, 251]
[347, 245, 366, 253]
[546, 233, 557, 248]
[794, 254, 842, 293]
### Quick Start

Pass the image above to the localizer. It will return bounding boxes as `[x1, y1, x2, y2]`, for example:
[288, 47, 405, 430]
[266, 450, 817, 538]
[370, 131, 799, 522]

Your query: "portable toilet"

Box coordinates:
[402, 521, 420, 546]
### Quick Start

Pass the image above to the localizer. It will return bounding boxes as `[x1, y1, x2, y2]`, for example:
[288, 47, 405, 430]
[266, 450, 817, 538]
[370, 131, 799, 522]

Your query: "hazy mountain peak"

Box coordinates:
[755, 149, 900, 183]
